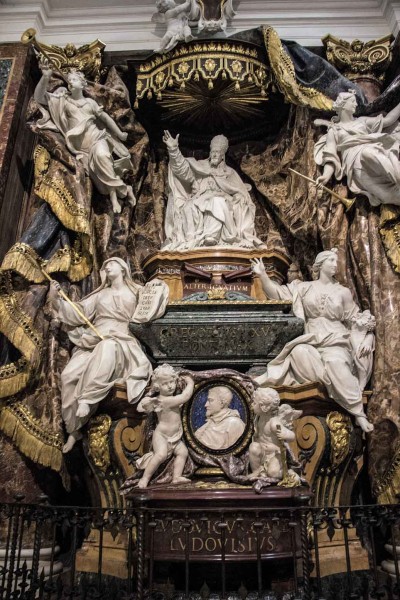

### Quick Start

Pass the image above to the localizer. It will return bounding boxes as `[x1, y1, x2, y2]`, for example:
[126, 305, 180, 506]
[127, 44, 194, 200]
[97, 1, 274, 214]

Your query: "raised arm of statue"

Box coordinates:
[33, 59, 54, 106]
[163, 130, 195, 185]
[251, 258, 292, 301]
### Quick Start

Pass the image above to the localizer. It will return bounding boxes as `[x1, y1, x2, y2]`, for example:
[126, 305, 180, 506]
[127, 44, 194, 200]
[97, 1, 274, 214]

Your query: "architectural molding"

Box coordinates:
[0, 0, 396, 51]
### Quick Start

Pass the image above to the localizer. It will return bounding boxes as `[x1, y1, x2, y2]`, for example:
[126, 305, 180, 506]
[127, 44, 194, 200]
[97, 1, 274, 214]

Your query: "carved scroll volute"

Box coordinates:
[322, 34, 393, 101]
[293, 416, 328, 491]
[110, 417, 147, 480]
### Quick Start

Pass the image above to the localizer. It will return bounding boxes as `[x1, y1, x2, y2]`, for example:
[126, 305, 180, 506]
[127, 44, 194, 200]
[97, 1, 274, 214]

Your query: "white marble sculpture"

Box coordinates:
[252, 248, 375, 433]
[196, 0, 236, 33]
[136, 364, 195, 488]
[314, 89, 400, 207]
[162, 130, 264, 250]
[195, 386, 245, 449]
[48, 258, 168, 453]
[34, 61, 136, 214]
[152, 0, 199, 53]
[249, 387, 302, 482]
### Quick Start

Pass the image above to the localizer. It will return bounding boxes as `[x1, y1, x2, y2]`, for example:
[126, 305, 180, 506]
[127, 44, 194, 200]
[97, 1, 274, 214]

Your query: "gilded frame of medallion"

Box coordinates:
[182, 377, 253, 458]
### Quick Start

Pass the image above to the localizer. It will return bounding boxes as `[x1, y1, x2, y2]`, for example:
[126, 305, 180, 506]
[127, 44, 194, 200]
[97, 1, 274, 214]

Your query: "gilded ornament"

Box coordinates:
[135, 39, 272, 113]
[0, 400, 63, 471]
[207, 287, 226, 300]
[322, 34, 393, 82]
[326, 411, 352, 469]
[373, 442, 400, 504]
[88, 415, 112, 472]
[21, 28, 105, 82]
[33, 145, 50, 190]
[262, 26, 333, 111]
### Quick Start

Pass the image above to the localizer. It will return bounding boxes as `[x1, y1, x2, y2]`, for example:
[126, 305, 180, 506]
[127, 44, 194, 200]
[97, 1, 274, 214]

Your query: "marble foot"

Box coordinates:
[63, 431, 83, 453]
[355, 415, 374, 433]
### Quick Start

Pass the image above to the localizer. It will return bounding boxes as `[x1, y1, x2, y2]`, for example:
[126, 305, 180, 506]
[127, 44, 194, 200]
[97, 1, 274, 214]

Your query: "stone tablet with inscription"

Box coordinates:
[132, 279, 169, 323]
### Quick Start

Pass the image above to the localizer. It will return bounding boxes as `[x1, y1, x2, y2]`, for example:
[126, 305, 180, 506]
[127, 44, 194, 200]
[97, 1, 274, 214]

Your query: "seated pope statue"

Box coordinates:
[195, 386, 245, 450]
[162, 131, 265, 250]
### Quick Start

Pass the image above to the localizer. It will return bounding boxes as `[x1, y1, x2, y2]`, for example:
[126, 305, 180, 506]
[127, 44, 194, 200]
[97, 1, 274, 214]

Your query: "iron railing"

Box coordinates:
[0, 499, 399, 599]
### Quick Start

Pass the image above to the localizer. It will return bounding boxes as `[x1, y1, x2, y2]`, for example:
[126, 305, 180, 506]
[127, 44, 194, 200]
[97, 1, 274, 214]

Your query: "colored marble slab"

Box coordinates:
[0, 58, 13, 116]
[129, 301, 304, 370]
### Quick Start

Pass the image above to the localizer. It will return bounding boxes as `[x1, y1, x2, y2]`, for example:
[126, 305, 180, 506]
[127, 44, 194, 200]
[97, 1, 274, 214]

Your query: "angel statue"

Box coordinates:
[314, 89, 400, 207]
[249, 387, 302, 485]
[34, 59, 136, 214]
[152, 0, 199, 54]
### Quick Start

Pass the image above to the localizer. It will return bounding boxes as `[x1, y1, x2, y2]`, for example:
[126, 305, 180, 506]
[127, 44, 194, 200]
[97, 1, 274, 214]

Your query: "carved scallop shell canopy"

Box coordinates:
[131, 40, 290, 142]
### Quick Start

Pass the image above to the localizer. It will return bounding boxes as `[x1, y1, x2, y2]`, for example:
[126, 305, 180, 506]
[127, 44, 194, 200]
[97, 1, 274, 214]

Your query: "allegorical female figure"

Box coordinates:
[314, 89, 400, 207]
[49, 258, 168, 452]
[34, 60, 136, 213]
[252, 249, 375, 433]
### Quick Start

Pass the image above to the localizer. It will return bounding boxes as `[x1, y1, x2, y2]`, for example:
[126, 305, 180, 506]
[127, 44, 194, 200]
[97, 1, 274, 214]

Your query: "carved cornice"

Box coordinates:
[322, 33, 393, 82]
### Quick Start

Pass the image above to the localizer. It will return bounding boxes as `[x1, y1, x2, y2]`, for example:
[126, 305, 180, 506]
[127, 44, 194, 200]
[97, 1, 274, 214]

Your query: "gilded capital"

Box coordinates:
[322, 34, 393, 83]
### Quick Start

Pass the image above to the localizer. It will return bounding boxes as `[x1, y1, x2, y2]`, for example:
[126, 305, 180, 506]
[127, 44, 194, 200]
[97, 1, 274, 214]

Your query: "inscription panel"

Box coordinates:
[148, 515, 296, 561]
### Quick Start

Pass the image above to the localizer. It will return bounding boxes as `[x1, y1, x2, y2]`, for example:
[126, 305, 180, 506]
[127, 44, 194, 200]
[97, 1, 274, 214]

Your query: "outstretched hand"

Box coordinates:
[250, 258, 266, 277]
[163, 130, 180, 151]
[39, 57, 53, 79]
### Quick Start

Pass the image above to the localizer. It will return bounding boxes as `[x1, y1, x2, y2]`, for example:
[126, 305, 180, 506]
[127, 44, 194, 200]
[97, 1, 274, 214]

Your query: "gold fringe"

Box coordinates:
[1, 243, 46, 283]
[0, 358, 31, 399]
[379, 204, 400, 274]
[36, 175, 90, 235]
[263, 26, 333, 111]
[0, 403, 63, 471]
[0, 272, 43, 367]
[374, 442, 400, 503]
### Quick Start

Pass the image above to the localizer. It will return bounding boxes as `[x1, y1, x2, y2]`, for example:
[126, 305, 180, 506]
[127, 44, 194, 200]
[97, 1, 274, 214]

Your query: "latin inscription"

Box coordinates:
[148, 517, 291, 559]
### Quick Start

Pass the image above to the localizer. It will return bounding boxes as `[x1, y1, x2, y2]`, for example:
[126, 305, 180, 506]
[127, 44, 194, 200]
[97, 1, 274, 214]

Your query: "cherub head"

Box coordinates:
[67, 69, 87, 91]
[252, 387, 280, 416]
[156, 0, 176, 12]
[151, 363, 179, 396]
[352, 309, 376, 332]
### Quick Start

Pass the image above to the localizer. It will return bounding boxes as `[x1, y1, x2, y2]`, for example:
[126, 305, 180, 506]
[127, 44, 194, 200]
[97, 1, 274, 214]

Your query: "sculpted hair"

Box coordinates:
[67, 69, 88, 87]
[332, 89, 357, 113]
[312, 247, 338, 279]
[253, 387, 280, 413]
[151, 363, 178, 391]
[211, 385, 233, 408]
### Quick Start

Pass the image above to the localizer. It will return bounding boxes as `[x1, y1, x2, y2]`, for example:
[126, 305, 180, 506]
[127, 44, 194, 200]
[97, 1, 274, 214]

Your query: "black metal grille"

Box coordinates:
[0, 499, 400, 599]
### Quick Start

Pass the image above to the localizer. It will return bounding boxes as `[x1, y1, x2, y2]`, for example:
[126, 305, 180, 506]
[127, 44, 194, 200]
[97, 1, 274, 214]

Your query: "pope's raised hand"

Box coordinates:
[163, 130, 180, 151]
